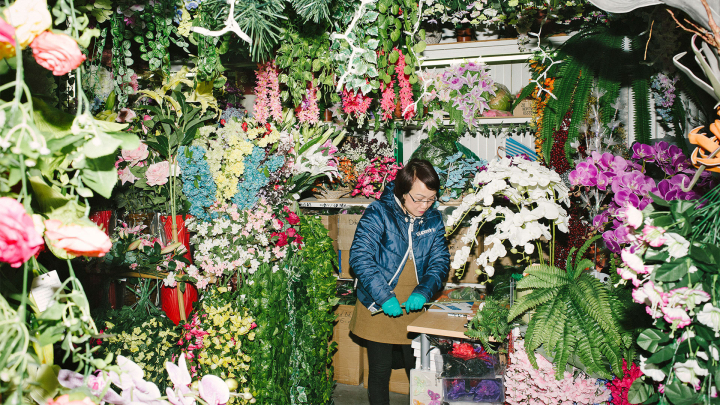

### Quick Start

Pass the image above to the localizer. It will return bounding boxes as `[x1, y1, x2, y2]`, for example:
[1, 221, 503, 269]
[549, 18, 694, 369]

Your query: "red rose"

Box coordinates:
[450, 342, 476, 361]
[286, 211, 300, 225]
[272, 232, 288, 247]
[294, 235, 303, 246]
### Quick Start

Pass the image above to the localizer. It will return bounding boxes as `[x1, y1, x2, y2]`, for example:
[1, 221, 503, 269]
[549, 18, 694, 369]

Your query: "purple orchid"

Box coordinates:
[632, 143, 655, 162]
[58, 370, 125, 404]
[569, 161, 599, 187]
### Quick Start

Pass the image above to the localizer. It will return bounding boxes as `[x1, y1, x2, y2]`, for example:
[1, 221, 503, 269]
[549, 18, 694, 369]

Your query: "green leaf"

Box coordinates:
[652, 215, 674, 227]
[646, 343, 675, 363]
[627, 379, 653, 404]
[654, 258, 690, 282]
[637, 329, 669, 353]
[664, 381, 700, 405]
[82, 155, 117, 198]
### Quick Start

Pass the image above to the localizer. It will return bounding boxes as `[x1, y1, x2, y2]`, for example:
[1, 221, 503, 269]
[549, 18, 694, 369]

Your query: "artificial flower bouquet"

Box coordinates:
[351, 156, 403, 199]
[103, 221, 187, 277]
[615, 203, 719, 405]
[176, 287, 257, 404]
[436, 151, 487, 203]
[569, 143, 714, 253]
[187, 201, 302, 289]
[434, 341, 501, 379]
[422, 61, 495, 135]
[96, 306, 182, 392]
[287, 119, 347, 196]
[445, 156, 570, 279]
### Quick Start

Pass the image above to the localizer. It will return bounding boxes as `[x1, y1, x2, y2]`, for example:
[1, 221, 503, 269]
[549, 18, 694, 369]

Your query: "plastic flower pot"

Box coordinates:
[160, 214, 193, 263]
[161, 282, 198, 326]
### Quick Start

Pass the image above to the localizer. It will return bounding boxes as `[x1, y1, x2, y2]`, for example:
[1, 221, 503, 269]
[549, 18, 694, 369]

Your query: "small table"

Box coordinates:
[407, 311, 494, 370]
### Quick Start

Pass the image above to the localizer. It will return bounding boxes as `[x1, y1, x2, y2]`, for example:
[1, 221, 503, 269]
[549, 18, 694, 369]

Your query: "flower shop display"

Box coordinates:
[612, 201, 720, 405]
[445, 156, 570, 279]
[435, 151, 487, 203]
[351, 156, 402, 199]
[504, 336, 611, 405]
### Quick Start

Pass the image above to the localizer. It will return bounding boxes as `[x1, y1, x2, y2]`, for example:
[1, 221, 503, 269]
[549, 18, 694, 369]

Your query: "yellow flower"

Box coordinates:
[178, 9, 192, 37]
[133, 327, 141, 335]
[136, 352, 146, 362]
[3, 0, 51, 48]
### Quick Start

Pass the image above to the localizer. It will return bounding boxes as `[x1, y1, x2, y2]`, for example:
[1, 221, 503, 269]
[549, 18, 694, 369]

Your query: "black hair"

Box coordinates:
[394, 158, 440, 201]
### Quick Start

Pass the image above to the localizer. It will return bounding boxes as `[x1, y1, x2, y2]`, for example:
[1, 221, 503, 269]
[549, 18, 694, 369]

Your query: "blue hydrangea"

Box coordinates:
[177, 145, 217, 221]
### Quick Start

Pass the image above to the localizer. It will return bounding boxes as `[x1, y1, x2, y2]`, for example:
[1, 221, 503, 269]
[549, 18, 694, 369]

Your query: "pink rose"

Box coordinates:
[44, 219, 112, 258]
[30, 31, 86, 76]
[116, 108, 136, 123]
[286, 211, 300, 225]
[145, 161, 170, 186]
[0, 17, 16, 60]
[0, 197, 44, 268]
[118, 167, 138, 185]
[121, 141, 149, 166]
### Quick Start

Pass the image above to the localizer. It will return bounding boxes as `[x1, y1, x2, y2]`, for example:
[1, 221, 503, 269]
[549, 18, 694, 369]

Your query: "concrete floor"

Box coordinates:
[333, 383, 409, 405]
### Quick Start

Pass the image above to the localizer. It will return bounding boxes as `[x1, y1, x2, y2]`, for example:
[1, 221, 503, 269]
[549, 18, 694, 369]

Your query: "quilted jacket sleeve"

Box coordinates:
[349, 204, 395, 306]
[412, 217, 450, 300]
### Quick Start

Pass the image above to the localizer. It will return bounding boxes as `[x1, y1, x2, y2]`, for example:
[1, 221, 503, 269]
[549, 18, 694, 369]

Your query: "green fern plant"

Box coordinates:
[507, 235, 633, 380]
[514, 23, 654, 165]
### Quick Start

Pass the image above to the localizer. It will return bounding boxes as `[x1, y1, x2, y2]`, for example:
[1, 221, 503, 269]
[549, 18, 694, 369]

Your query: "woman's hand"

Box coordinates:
[403, 293, 427, 312]
[381, 297, 403, 317]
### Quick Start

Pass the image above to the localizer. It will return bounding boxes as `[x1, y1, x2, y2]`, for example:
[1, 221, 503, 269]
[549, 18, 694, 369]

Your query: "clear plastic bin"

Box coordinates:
[442, 377, 504, 404]
[435, 350, 502, 379]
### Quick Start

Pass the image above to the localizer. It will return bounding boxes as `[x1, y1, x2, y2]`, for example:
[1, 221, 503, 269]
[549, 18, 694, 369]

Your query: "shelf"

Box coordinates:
[299, 197, 464, 210]
[421, 35, 571, 66]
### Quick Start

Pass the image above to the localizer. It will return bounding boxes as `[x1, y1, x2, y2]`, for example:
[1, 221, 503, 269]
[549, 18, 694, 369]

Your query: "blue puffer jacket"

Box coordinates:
[349, 181, 450, 312]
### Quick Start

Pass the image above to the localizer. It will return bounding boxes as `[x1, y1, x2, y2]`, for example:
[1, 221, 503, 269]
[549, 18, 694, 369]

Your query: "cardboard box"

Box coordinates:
[361, 347, 410, 395]
[338, 214, 363, 251]
[319, 215, 339, 253]
[446, 229, 485, 283]
[333, 305, 364, 385]
[338, 250, 353, 279]
[513, 98, 533, 117]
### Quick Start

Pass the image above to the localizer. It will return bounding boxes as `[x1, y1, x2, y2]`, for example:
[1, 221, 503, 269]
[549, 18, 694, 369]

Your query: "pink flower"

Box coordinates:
[44, 219, 112, 258]
[118, 167, 138, 185]
[46, 395, 95, 405]
[0, 197, 44, 268]
[661, 305, 692, 329]
[30, 31, 86, 76]
[286, 211, 300, 225]
[642, 225, 667, 247]
[632, 281, 663, 309]
[0, 17, 16, 60]
[145, 161, 170, 186]
[121, 141, 149, 166]
[116, 108, 136, 123]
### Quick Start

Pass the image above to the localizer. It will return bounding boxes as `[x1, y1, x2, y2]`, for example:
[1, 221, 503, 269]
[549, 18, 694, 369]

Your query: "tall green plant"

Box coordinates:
[508, 236, 634, 379]
[515, 23, 653, 164]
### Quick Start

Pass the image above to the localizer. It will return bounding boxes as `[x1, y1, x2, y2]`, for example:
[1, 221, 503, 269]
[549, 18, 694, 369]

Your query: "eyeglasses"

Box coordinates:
[406, 193, 437, 205]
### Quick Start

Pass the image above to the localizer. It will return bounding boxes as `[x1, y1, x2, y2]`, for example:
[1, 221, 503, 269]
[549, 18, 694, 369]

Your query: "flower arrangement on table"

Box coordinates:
[175, 288, 257, 404]
[436, 151, 488, 203]
[613, 203, 719, 405]
[351, 156, 403, 199]
[422, 61, 495, 135]
[569, 143, 714, 253]
[96, 306, 182, 392]
[445, 156, 570, 279]
[504, 337, 611, 405]
[187, 201, 302, 289]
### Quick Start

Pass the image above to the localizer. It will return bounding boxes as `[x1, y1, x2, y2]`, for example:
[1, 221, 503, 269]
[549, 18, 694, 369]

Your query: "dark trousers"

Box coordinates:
[366, 340, 415, 405]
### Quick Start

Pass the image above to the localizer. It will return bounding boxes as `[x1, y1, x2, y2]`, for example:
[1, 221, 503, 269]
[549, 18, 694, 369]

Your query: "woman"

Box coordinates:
[349, 158, 450, 405]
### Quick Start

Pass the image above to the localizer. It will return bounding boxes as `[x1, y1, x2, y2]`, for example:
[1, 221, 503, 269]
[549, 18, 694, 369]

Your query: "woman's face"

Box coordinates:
[403, 179, 437, 217]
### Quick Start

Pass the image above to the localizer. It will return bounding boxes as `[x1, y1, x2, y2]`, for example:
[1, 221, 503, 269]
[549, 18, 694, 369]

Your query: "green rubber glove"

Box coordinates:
[381, 297, 403, 317]
[404, 293, 427, 312]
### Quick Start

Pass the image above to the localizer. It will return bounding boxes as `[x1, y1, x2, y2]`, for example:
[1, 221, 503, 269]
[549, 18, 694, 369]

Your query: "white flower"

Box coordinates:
[163, 272, 177, 287]
[665, 233, 690, 258]
[451, 246, 472, 270]
[673, 359, 708, 390]
[639, 355, 666, 382]
[484, 265, 495, 277]
[624, 205, 643, 229]
[697, 303, 720, 335]
[621, 249, 652, 275]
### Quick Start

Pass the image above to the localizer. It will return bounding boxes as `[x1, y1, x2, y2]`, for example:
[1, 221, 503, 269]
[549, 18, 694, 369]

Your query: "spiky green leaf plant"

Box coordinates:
[507, 236, 633, 379]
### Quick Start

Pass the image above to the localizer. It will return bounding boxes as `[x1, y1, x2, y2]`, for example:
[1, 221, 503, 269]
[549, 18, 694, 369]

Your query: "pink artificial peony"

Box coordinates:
[30, 31, 86, 76]
[145, 161, 170, 186]
[0, 197, 44, 268]
[44, 219, 112, 258]
[121, 141, 149, 166]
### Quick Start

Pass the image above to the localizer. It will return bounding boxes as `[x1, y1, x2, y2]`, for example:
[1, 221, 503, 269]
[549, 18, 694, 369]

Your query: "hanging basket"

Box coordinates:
[160, 283, 199, 326]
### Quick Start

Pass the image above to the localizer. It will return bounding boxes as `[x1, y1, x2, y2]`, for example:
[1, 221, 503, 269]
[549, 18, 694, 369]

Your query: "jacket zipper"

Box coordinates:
[389, 217, 416, 285]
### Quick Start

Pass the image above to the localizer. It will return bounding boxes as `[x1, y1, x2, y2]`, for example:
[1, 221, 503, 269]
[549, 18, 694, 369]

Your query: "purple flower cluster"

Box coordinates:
[569, 142, 714, 253]
[440, 62, 494, 128]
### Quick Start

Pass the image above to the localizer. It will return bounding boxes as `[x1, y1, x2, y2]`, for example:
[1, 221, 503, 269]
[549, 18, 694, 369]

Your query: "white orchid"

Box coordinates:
[697, 303, 720, 336]
[639, 355, 666, 382]
[673, 359, 708, 390]
[447, 157, 569, 279]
